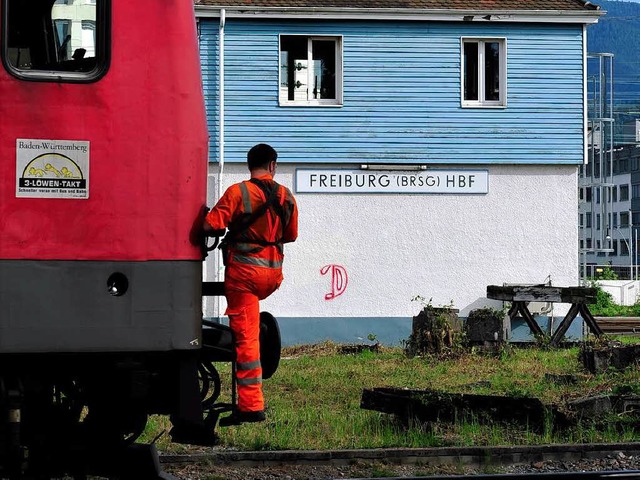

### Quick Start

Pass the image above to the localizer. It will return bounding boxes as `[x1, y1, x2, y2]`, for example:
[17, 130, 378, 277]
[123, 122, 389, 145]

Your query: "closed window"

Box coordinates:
[3, 0, 109, 82]
[621, 211, 629, 227]
[620, 159, 629, 172]
[279, 35, 342, 106]
[621, 241, 630, 256]
[462, 37, 506, 107]
[620, 184, 630, 201]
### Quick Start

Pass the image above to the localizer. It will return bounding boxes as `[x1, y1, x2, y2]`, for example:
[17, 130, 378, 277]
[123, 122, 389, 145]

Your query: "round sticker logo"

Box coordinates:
[22, 153, 83, 179]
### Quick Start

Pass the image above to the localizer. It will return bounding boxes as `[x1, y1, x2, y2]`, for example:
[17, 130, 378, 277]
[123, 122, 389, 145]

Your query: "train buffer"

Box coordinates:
[486, 285, 603, 346]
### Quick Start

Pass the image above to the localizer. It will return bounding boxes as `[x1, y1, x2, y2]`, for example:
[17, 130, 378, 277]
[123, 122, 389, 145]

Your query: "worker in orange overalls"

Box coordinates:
[203, 143, 298, 426]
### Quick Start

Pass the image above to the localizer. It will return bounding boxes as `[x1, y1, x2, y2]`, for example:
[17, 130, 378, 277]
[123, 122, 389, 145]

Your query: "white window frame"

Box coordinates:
[461, 37, 507, 108]
[278, 34, 343, 107]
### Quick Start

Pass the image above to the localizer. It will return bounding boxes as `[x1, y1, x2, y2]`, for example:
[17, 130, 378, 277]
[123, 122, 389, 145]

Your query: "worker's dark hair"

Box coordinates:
[247, 143, 277, 171]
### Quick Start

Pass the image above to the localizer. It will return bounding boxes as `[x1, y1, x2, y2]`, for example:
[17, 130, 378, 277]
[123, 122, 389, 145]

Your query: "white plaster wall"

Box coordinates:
[203, 163, 579, 319]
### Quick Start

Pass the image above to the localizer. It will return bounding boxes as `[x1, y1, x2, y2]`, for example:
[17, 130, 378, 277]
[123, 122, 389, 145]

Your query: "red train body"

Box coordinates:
[1, 2, 207, 261]
[0, 0, 208, 353]
[0, 1, 228, 477]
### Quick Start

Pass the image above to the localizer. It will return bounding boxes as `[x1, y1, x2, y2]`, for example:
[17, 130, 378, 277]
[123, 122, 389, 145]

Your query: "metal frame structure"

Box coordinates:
[581, 53, 623, 281]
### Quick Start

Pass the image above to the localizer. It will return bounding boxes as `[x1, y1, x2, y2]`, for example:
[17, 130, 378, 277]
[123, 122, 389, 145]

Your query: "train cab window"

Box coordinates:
[2, 0, 109, 82]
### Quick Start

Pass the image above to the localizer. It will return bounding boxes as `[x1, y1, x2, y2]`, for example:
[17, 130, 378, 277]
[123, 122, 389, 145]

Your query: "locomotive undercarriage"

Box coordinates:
[0, 308, 281, 479]
[0, 352, 205, 478]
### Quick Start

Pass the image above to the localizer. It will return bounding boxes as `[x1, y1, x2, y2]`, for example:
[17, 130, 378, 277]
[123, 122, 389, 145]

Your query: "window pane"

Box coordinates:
[463, 42, 478, 101]
[280, 36, 308, 101]
[280, 35, 341, 105]
[485, 42, 500, 101]
[5, 0, 107, 79]
[621, 212, 629, 226]
[81, 20, 96, 58]
[54, 19, 71, 62]
[622, 241, 630, 256]
[311, 40, 336, 100]
[620, 185, 630, 201]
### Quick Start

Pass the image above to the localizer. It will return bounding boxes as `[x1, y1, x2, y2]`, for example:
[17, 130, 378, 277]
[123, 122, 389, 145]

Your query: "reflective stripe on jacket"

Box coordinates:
[205, 174, 298, 269]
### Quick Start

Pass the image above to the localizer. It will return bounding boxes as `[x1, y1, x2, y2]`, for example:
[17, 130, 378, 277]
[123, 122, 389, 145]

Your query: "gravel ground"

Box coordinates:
[164, 450, 640, 479]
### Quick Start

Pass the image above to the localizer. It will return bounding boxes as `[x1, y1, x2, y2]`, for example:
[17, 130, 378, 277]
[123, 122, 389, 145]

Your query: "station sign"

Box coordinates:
[295, 168, 488, 194]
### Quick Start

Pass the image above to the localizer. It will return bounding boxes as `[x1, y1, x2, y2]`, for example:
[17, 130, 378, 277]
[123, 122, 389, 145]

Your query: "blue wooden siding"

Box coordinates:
[198, 21, 219, 153]
[199, 19, 585, 165]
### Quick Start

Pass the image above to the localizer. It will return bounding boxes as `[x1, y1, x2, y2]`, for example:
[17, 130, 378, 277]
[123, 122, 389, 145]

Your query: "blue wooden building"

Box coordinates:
[195, 0, 602, 346]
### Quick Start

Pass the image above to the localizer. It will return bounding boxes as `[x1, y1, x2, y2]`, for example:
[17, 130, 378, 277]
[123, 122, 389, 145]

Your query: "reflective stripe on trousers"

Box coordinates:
[226, 290, 264, 412]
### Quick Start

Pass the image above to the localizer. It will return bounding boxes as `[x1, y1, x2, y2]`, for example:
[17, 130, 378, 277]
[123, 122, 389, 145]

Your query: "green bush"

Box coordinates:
[593, 265, 619, 280]
[589, 282, 640, 317]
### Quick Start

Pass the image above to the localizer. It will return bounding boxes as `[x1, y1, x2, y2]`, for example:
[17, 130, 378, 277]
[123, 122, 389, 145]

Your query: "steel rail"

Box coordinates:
[346, 472, 640, 480]
[160, 443, 640, 472]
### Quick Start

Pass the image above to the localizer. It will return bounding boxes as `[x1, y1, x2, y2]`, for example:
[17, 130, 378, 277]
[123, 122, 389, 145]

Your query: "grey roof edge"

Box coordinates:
[194, 5, 604, 23]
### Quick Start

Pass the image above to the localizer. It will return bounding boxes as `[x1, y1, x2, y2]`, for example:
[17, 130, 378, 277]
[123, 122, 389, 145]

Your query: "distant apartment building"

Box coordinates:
[580, 121, 639, 279]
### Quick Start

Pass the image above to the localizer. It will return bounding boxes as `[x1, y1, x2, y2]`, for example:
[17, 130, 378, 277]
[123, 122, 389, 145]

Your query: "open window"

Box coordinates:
[2, 0, 109, 82]
[279, 35, 342, 106]
[461, 37, 506, 108]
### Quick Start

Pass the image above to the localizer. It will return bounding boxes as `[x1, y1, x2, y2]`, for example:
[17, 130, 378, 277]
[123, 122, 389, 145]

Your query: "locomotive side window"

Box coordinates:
[2, 0, 109, 82]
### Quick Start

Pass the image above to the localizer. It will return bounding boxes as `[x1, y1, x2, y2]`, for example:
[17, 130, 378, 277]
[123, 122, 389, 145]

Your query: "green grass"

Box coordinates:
[145, 339, 640, 453]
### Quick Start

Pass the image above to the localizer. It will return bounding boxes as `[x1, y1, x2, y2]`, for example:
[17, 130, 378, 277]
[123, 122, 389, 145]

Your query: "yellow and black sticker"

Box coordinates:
[16, 139, 89, 199]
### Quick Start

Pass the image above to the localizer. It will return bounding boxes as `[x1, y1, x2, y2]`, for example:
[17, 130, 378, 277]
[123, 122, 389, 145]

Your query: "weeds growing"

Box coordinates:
[145, 338, 640, 453]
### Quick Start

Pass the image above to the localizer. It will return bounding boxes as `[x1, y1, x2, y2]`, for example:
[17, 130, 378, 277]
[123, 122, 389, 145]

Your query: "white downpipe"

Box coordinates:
[216, 9, 226, 320]
[582, 24, 588, 169]
[219, 8, 225, 177]
[580, 24, 588, 286]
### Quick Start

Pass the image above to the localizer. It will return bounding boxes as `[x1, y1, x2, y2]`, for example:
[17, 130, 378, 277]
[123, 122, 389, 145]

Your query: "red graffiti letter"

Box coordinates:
[320, 264, 348, 300]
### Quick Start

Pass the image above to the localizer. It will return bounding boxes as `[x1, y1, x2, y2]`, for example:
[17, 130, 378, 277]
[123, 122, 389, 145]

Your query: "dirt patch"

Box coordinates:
[281, 341, 340, 358]
[282, 341, 384, 358]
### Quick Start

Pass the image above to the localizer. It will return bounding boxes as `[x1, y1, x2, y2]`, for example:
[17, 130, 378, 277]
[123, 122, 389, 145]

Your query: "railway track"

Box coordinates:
[351, 473, 640, 479]
[595, 317, 640, 334]
[160, 443, 640, 479]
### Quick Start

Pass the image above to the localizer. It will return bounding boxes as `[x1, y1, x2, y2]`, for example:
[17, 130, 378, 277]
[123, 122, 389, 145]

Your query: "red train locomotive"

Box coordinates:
[0, 1, 273, 477]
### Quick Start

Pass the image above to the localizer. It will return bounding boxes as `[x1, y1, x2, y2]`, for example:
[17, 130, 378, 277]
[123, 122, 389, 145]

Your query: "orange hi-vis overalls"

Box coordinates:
[205, 174, 298, 413]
